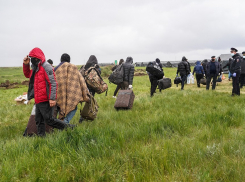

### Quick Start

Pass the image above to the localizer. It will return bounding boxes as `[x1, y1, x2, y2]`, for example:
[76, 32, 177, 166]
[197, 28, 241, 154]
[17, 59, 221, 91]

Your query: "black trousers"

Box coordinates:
[206, 74, 217, 90]
[181, 75, 187, 90]
[121, 81, 129, 90]
[240, 74, 245, 88]
[113, 83, 122, 96]
[196, 74, 203, 87]
[232, 74, 240, 95]
[36, 102, 67, 136]
[150, 77, 158, 96]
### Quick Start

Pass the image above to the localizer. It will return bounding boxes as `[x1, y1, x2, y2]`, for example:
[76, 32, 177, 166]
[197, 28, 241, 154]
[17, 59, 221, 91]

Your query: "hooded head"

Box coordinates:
[119, 59, 124, 65]
[126, 57, 133, 64]
[29, 47, 45, 67]
[182, 56, 187, 62]
[85, 55, 98, 69]
[156, 58, 160, 64]
[196, 61, 201, 65]
[61, 53, 70, 62]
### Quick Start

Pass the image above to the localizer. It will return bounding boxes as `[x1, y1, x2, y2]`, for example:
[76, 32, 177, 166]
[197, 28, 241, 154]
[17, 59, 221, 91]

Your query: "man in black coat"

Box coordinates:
[240, 51, 245, 88]
[202, 59, 208, 75]
[230, 48, 242, 96]
[177, 56, 190, 90]
[206, 56, 220, 90]
[148, 58, 163, 97]
[122, 57, 135, 90]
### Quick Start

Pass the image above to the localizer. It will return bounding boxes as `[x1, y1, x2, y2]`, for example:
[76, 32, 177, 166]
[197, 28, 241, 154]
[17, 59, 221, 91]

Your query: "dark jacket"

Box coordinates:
[206, 61, 220, 76]
[123, 57, 134, 85]
[187, 61, 191, 72]
[230, 53, 242, 74]
[202, 59, 208, 74]
[193, 61, 204, 75]
[218, 62, 223, 74]
[240, 58, 245, 74]
[223, 58, 232, 71]
[177, 57, 190, 76]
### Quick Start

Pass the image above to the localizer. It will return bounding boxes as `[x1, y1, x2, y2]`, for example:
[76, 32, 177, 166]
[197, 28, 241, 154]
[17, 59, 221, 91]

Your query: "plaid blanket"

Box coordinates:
[55, 62, 90, 119]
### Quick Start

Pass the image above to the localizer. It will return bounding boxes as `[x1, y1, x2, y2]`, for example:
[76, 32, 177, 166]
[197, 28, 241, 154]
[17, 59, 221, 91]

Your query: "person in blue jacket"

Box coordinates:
[193, 61, 205, 87]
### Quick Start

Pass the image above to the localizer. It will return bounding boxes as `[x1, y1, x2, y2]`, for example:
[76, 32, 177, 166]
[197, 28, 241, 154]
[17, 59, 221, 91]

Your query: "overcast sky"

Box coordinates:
[1, 0, 245, 67]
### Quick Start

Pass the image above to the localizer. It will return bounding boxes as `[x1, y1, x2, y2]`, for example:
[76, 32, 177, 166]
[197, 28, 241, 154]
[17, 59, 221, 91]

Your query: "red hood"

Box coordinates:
[29, 47, 46, 63]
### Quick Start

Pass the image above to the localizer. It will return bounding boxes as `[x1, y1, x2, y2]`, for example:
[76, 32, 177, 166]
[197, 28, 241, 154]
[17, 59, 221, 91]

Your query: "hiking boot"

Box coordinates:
[112, 96, 117, 98]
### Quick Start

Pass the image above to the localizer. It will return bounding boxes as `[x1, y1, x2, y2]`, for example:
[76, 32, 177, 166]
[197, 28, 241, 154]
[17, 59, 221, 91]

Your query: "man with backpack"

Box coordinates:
[122, 57, 135, 90]
[206, 56, 220, 90]
[193, 61, 205, 87]
[23, 47, 75, 137]
[177, 56, 190, 90]
[147, 58, 163, 97]
[230, 48, 242, 96]
[112, 59, 124, 98]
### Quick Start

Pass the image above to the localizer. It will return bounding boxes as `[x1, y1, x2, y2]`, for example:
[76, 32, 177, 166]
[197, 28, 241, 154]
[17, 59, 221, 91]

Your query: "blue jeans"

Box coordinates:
[63, 106, 78, 124]
[228, 71, 231, 79]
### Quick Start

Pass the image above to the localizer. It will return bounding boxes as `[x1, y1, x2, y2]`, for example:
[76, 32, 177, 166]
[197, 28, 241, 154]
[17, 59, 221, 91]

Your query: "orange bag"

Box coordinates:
[222, 74, 226, 80]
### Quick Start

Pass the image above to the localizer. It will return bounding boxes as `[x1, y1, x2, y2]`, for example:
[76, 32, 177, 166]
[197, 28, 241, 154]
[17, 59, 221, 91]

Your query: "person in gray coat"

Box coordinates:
[122, 57, 135, 90]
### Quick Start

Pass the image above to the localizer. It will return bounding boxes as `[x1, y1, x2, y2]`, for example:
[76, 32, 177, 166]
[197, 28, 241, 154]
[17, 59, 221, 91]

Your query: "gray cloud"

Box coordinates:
[1, 0, 245, 67]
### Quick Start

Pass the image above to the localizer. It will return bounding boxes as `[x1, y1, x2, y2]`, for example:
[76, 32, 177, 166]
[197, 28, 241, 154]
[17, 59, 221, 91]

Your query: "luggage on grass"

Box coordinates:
[158, 78, 171, 91]
[174, 76, 182, 86]
[200, 77, 207, 85]
[114, 90, 135, 110]
[146, 61, 164, 80]
[80, 94, 99, 120]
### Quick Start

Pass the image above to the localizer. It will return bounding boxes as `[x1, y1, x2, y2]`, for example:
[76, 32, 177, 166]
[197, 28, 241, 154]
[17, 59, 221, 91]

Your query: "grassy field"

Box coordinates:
[1, 66, 245, 181]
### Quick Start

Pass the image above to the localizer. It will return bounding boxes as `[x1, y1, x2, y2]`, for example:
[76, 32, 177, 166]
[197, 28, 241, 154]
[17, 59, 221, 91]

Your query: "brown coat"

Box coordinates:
[55, 62, 90, 119]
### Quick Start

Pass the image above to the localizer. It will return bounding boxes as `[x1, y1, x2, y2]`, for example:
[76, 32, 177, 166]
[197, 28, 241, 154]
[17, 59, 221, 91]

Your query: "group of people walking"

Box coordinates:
[23, 47, 243, 136]
[176, 47, 244, 96]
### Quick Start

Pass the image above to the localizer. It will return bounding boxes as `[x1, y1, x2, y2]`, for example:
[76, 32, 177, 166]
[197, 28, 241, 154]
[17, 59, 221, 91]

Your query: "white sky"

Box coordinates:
[1, 0, 245, 67]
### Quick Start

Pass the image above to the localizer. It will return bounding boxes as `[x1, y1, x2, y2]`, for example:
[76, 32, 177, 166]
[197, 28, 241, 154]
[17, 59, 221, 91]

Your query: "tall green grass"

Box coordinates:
[0, 67, 245, 181]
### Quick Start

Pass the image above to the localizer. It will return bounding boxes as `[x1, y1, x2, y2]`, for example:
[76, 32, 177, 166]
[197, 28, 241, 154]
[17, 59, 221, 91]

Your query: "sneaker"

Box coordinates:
[112, 96, 117, 98]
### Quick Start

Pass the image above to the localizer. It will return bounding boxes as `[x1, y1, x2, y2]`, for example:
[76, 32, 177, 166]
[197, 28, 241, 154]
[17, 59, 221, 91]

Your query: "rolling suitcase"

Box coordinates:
[114, 90, 135, 110]
[23, 105, 53, 136]
[158, 78, 171, 92]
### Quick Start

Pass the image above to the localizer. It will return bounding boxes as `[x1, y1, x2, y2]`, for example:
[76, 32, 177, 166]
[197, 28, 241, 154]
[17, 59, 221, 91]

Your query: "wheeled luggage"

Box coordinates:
[114, 90, 135, 110]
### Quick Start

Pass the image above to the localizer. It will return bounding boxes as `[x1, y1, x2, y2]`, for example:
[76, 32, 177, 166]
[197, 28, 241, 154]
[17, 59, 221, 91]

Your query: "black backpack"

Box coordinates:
[108, 64, 124, 84]
[146, 61, 164, 79]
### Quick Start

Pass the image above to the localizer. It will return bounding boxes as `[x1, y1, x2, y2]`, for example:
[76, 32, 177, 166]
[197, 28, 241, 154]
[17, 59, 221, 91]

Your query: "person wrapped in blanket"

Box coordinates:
[54, 53, 90, 124]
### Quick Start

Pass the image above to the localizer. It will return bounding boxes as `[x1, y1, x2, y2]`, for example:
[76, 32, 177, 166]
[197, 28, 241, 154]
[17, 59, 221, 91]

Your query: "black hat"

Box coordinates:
[231, 47, 238, 52]
[47, 59, 53, 65]
[242, 51, 245, 54]
[211, 56, 215, 58]
[61, 53, 70, 62]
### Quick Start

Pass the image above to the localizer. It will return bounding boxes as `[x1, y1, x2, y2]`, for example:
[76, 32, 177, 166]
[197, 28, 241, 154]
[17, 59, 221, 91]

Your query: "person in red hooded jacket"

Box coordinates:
[23, 47, 75, 136]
